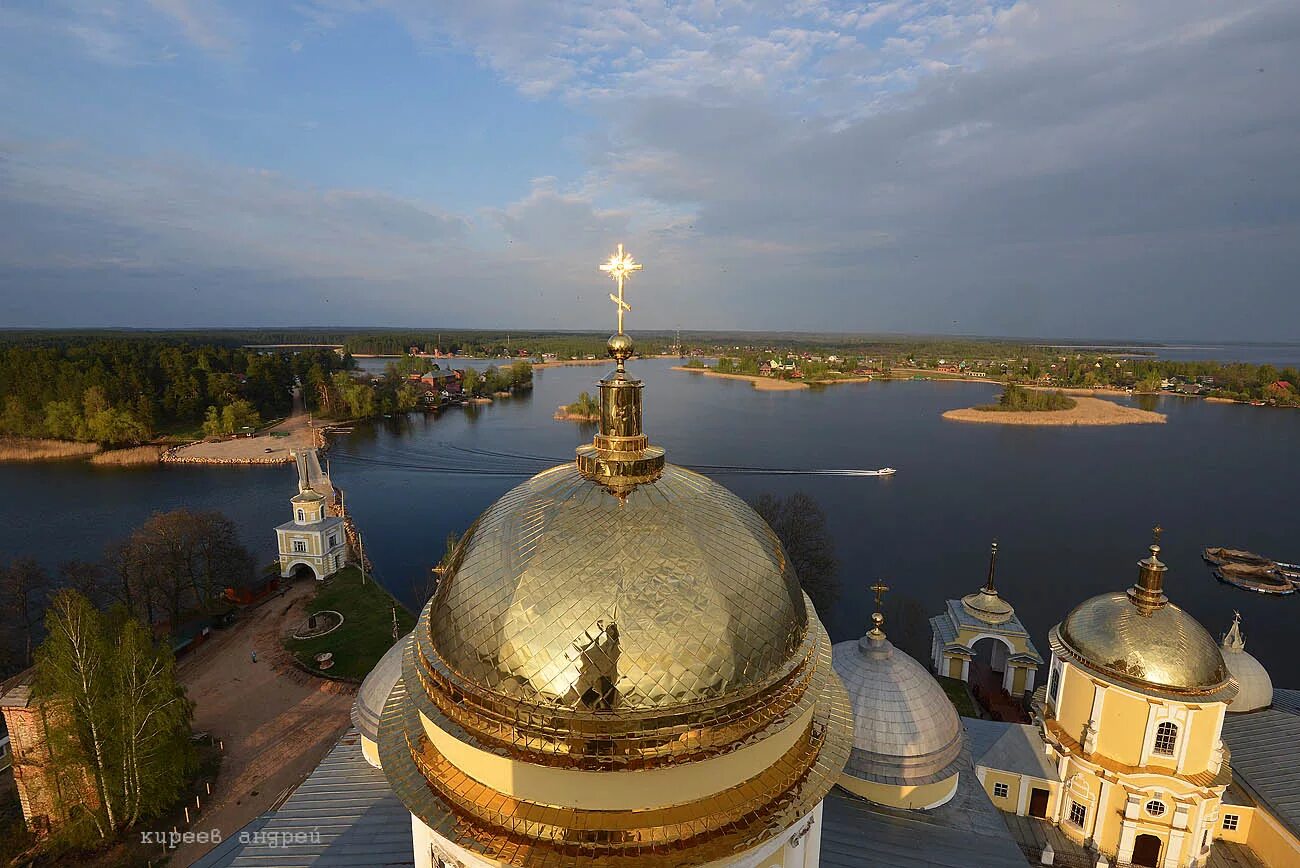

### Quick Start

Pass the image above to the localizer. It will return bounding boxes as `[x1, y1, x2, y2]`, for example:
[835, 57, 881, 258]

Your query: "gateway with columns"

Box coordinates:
[930, 541, 1044, 697]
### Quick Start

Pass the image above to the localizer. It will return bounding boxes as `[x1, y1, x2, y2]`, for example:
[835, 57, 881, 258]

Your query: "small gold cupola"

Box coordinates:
[1127, 524, 1169, 613]
[575, 243, 665, 491]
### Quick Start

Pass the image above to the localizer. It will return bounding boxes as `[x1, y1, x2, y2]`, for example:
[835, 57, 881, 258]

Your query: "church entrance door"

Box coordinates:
[1132, 833, 1162, 867]
[1028, 788, 1049, 818]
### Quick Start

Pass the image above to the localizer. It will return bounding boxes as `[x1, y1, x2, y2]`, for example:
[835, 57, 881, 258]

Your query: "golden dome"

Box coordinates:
[378, 312, 852, 865]
[1052, 540, 1234, 699]
[428, 461, 808, 713]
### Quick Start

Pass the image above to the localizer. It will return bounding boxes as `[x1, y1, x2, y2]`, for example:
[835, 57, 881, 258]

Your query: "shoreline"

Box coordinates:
[673, 366, 808, 390]
[943, 396, 1166, 426]
[673, 365, 882, 390]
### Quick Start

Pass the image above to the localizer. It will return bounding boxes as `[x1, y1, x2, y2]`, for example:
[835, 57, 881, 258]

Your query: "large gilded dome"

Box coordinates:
[1052, 541, 1234, 700]
[429, 461, 808, 712]
[378, 329, 852, 867]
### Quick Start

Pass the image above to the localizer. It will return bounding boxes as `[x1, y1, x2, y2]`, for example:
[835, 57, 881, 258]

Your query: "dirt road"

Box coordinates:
[166, 388, 319, 465]
[170, 580, 354, 866]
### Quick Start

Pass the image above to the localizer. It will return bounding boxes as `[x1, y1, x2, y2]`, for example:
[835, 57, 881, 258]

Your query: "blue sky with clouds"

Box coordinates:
[1, 1, 1297, 339]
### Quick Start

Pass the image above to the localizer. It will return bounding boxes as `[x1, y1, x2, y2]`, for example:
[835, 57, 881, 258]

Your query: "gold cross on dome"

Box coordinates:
[1152, 524, 1164, 546]
[870, 580, 890, 609]
[600, 243, 642, 334]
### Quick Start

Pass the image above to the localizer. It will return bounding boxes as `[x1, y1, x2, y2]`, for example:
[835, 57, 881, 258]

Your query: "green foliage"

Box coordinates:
[460, 366, 482, 396]
[978, 383, 1077, 412]
[683, 359, 705, 368]
[564, 391, 600, 418]
[0, 337, 347, 443]
[33, 591, 195, 839]
[329, 371, 376, 419]
[200, 398, 262, 438]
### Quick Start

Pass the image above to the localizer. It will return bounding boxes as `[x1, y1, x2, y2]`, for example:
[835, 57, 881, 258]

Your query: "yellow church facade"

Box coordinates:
[1032, 534, 1238, 867]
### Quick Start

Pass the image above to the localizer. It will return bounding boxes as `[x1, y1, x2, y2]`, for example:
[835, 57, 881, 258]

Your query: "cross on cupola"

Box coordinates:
[600, 243, 642, 335]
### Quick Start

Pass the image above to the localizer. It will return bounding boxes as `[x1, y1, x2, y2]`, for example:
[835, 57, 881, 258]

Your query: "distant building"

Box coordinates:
[275, 450, 347, 581]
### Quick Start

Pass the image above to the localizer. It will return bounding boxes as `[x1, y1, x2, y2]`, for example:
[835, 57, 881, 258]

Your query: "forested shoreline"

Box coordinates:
[0, 339, 350, 446]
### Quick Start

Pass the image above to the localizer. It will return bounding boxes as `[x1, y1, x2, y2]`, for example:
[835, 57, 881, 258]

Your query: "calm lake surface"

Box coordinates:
[3, 358, 1298, 684]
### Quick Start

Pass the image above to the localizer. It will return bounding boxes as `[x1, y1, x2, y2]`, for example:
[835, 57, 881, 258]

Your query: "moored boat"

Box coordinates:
[1203, 546, 1272, 567]
[1214, 562, 1294, 595]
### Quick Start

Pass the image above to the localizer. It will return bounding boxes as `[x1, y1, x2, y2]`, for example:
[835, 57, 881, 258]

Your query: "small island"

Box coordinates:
[944, 383, 1166, 426]
[554, 391, 601, 422]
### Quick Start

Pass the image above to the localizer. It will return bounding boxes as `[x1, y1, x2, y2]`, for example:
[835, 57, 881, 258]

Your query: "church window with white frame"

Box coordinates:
[1153, 721, 1178, 756]
[293, 539, 307, 553]
[1067, 801, 1087, 827]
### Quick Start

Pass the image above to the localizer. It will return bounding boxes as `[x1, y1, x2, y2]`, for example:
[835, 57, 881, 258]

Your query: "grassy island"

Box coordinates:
[945, 384, 1166, 427]
[283, 566, 415, 681]
[976, 383, 1077, 412]
[554, 391, 601, 422]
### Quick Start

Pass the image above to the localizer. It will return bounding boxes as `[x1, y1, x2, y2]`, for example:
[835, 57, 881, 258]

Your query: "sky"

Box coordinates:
[0, 1, 1297, 340]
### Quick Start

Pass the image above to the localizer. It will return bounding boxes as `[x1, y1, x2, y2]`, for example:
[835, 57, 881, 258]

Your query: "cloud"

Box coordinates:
[0, 143, 468, 281]
[0, 0, 244, 65]
[4, 1, 1300, 338]
[489, 178, 630, 249]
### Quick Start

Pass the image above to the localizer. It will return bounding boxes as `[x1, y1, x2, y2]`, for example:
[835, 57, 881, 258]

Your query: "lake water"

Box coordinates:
[2, 358, 1298, 685]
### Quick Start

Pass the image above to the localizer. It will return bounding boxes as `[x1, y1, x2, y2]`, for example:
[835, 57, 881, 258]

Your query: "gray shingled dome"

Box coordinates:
[352, 635, 408, 742]
[832, 630, 964, 786]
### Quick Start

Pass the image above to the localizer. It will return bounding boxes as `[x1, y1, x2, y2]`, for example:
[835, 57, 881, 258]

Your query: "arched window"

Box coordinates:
[297, 509, 305, 522]
[1048, 668, 1060, 702]
[1153, 721, 1178, 756]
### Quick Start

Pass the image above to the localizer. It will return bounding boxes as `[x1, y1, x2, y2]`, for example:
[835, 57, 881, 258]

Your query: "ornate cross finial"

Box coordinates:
[600, 243, 642, 335]
[870, 580, 889, 609]
[1152, 524, 1163, 547]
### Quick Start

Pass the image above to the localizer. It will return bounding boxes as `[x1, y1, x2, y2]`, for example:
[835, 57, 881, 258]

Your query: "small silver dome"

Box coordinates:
[351, 634, 408, 742]
[1222, 614, 1272, 713]
[832, 626, 963, 786]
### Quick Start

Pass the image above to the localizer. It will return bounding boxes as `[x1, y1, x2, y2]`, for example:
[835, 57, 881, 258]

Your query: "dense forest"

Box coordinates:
[0, 338, 349, 445]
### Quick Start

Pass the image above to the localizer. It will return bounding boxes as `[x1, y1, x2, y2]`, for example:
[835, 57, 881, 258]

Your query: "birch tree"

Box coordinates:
[34, 591, 195, 839]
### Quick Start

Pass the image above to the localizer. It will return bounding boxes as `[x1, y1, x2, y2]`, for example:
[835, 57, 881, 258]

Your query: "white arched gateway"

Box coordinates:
[929, 542, 1043, 696]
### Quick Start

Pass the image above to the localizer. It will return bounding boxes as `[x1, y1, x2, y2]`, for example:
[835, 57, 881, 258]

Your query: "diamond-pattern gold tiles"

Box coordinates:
[428, 462, 807, 714]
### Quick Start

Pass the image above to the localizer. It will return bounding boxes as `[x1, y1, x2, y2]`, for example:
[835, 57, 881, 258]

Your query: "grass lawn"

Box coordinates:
[283, 567, 416, 681]
[937, 675, 980, 718]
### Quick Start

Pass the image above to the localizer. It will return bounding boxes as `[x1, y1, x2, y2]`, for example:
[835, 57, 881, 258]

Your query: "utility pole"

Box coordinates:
[358, 531, 367, 585]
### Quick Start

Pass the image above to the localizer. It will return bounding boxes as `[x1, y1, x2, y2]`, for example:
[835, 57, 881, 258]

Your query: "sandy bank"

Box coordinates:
[533, 358, 611, 369]
[943, 396, 1166, 426]
[673, 366, 808, 390]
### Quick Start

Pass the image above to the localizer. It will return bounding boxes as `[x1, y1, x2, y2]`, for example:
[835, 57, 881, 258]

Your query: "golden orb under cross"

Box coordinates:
[600, 243, 642, 335]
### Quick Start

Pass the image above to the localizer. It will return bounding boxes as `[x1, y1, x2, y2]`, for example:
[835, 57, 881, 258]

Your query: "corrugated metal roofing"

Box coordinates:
[202, 728, 414, 867]
[1222, 687, 1300, 841]
[964, 718, 1059, 781]
[820, 766, 1028, 867]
